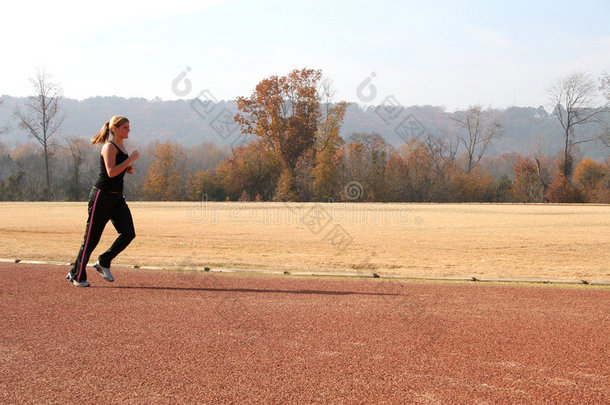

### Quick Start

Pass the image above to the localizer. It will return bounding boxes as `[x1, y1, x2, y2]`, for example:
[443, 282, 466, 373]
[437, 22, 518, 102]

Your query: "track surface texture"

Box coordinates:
[1, 263, 608, 404]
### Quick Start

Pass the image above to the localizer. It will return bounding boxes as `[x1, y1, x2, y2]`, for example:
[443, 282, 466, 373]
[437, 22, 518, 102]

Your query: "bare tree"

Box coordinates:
[547, 72, 607, 177]
[599, 71, 610, 147]
[0, 98, 10, 136]
[422, 129, 458, 175]
[452, 105, 503, 174]
[14, 69, 65, 200]
[66, 137, 89, 201]
[315, 78, 347, 154]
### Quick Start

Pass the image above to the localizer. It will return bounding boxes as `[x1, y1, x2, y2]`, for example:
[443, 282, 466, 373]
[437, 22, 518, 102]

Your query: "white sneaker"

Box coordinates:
[66, 272, 90, 287]
[94, 261, 114, 282]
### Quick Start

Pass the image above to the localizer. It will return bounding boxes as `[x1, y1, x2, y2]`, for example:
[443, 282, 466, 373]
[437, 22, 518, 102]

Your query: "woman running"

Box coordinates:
[66, 116, 140, 287]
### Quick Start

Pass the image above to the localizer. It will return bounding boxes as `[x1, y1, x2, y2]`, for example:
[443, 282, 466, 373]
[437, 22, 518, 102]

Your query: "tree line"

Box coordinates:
[1, 130, 608, 203]
[0, 69, 608, 203]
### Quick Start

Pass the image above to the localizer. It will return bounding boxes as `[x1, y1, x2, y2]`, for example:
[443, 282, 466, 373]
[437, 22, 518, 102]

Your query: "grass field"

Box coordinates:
[0, 202, 608, 280]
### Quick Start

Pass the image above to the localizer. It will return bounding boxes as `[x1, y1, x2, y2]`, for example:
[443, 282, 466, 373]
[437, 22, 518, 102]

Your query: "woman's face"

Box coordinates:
[113, 121, 130, 139]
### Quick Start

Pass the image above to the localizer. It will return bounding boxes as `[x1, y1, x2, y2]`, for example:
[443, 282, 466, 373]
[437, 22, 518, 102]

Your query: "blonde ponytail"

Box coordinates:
[90, 122, 111, 145]
[90, 116, 129, 145]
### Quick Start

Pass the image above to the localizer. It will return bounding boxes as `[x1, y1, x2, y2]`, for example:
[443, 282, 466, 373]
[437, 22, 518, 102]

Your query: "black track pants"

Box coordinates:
[70, 188, 135, 282]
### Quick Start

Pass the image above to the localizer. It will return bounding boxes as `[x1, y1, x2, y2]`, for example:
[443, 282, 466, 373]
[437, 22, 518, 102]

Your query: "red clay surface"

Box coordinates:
[1, 262, 608, 404]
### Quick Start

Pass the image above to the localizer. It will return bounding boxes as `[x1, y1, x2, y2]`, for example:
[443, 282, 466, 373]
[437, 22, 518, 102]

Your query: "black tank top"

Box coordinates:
[94, 142, 129, 193]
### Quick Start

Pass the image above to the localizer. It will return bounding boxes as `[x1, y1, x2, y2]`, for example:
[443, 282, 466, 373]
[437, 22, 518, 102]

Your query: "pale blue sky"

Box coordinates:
[2, 0, 609, 111]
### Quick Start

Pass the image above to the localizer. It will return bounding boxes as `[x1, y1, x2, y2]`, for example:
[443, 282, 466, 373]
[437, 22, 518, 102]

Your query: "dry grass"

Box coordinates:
[0, 202, 608, 280]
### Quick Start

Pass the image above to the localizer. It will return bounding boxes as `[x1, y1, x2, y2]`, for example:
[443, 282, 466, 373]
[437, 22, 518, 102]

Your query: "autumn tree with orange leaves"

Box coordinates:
[312, 101, 348, 201]
[234, 69, 323, 200]
[143, 141, 186, 200]
[511, 156, 546, 203]
[573, 158, 610, 202]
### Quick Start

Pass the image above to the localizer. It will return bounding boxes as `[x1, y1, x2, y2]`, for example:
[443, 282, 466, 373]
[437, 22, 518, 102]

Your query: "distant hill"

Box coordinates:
[1, 95, 608, 160]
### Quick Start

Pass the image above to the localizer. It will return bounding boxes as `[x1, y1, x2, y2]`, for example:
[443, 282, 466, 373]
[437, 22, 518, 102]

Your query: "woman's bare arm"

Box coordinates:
[101, 144, 139, 178]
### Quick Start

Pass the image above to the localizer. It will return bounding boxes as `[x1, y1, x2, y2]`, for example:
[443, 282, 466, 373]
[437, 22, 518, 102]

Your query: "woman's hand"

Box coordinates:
[124, 150, 138, 174]
[102, 145, 141, 178]
[129, 150, 140, 163]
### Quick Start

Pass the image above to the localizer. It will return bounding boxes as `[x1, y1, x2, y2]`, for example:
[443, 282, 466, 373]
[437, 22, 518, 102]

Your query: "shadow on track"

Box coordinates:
[95, 285, 404, 297]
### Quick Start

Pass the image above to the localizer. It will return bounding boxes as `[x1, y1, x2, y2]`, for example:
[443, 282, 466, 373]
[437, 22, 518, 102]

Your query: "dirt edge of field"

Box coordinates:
[3, 257, 609, 288]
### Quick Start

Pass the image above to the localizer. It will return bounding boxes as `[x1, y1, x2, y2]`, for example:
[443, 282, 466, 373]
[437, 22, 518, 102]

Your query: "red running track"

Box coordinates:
[1, 262, 608, 404]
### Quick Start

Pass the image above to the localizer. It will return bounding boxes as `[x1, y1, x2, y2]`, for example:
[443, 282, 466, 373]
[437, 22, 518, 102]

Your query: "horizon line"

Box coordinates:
[1, 94, 556, 113]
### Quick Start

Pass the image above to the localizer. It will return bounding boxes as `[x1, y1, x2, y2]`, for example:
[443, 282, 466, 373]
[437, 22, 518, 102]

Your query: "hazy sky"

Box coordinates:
[2, 0, 609, 111]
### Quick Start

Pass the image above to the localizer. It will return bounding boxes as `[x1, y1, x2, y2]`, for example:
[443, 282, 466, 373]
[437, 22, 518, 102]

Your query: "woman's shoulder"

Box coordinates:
[101, 142, 118, 154]
[108, 141, 128, 154]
